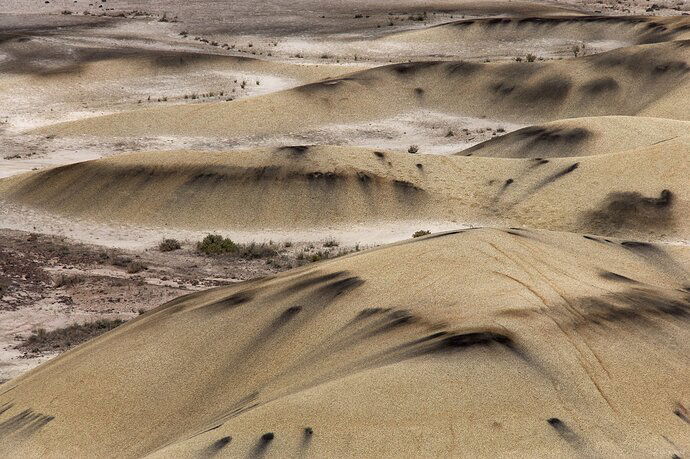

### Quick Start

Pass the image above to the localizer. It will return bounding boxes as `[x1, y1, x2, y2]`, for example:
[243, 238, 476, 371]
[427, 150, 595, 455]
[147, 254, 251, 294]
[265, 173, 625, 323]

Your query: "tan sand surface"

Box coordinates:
[1, 137, 687, 241]
[0, 228, 688, 457]
[456, 116, 690, 158]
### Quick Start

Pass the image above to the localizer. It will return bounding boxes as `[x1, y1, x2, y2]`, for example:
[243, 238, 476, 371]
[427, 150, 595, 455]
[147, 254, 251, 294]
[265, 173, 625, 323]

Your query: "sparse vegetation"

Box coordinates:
[126, 261, 147, 274]
[408, 145, 420, 154]
[17, 319, 126, 355]
[412, 230, 431, 238]
[526, 53, 537, 63]
[323, 238, 339, 248]
[197, 234, 238, 255]
[158, 239, 181, 252]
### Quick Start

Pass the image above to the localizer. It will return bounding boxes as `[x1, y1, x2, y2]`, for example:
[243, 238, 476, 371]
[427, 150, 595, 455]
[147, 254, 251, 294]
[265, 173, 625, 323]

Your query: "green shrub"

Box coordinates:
[159, 239, 181, 252]
[197, 234, 238, 255]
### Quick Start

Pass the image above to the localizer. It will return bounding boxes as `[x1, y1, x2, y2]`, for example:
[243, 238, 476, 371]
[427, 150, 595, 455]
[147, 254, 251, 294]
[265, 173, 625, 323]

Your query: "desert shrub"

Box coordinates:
[237, 242, 279, 259]
[18, 319, 125, 355]
[159, 238, 181, 252]
[323, 238, 339, 248]
[197, 234, 238, 255]
[526, 53, 537, 62]
[109, 254, 132, 267]
[412, 230, 431, 238]
[126, 261, 147, 274]
[515, 56, 523, 62]
[52, 272, 85, 288]
[408, 145, 419, 154]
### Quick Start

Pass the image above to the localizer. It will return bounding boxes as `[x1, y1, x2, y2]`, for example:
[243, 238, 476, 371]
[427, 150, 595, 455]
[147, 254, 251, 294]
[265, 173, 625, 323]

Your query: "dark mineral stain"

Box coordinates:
[202, 291, 254, 315]
[357, 172, 371, 184]
[580, 77, 619, 95]
[203, 436, 232, 456]
[251, 432, 275, 457]
[516, 76, 572, 103]
[585, 189, 673, 232]
[314, 276, 365, 299]
[431, 332, 515, 353]
[575, 288, 690, 328]
[532, 162, 579, 190]
[306, 171, 340, 183]
[276, 145, 310, 155]
[599, 271, 638, 283]
[517, 126, 591, 145]
[295, 77, 359, 94]
[546, 417, 581, 446]
[674, 403, 689, 424]
[354, 308, 387, 321]
[272, 306, 302, 327]
[301, 427, 314, 449]
[444, 61, 481, 76]
[279, 271, 346, 296]
[0, 408, 54, 438]
[387, 61, 442, 76]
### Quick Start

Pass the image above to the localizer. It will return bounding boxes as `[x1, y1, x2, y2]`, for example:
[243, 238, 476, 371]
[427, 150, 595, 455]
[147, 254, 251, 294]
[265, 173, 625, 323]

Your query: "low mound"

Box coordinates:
[387, 15, 690, 48]
[34, 40, 690, 138]
[457, 116, 690, 158]
[1, 138, 688, 240]
[1, 228, 688, 457]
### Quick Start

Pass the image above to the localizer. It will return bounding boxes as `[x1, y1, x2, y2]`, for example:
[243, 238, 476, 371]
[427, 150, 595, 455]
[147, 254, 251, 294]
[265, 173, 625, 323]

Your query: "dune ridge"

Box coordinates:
[33, 40, 690, 139]
[1, 137, 688, 240]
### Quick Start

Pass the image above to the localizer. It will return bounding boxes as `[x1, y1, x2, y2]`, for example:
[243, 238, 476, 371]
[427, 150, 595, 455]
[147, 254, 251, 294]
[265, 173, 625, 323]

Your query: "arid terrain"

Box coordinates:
[0, 0, 689, 457]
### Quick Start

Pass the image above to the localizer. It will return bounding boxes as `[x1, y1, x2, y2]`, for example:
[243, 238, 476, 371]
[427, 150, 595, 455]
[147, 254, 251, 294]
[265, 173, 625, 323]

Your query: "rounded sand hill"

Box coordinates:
[0, 228, 688, 457]
[1, 137, 688, 240]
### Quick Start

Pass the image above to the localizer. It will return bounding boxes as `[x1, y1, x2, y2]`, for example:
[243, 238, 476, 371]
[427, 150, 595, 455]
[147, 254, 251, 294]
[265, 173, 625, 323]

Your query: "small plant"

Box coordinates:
[158, 239, 181, 252]
[52, 272, 85, 288]
[514, 56, 523, 62]
[17, 319, 125, 355]
[526, 53, 537, 62]
[408, 145, 419, 154]
[445, 129, 454, 137]
[126, 261, 147, 274]
[323, 238, 339, 248]
[571, 45, 580, 57]
[412, 230, 431, 238]
[197, 234, 237, 255]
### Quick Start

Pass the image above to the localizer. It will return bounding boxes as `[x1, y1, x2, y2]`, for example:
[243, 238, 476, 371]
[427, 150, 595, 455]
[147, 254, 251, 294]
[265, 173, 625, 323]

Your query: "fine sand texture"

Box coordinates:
[1, 138, 688, 241]
[33, 40, 690, 139]
[0, 228, 689, 457]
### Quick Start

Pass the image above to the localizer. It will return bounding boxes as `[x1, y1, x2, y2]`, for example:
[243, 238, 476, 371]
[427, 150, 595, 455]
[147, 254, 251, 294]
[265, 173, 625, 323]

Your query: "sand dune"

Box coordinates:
[34, 40, 690, 140]
[0, 228, 688, 457]
[456, 116, 690, 158]
[387, 15, 690, 48]
[1, 136, 688, 240]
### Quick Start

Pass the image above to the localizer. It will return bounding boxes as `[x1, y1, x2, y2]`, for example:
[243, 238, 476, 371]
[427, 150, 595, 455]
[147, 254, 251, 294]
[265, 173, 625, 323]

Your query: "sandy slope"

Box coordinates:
[34, 40, 690, 140]
[456, 116, 690, 158]
[0, 228, 688, 457]
[1, 137, 688, 240]
[386, 15, 690, 48]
